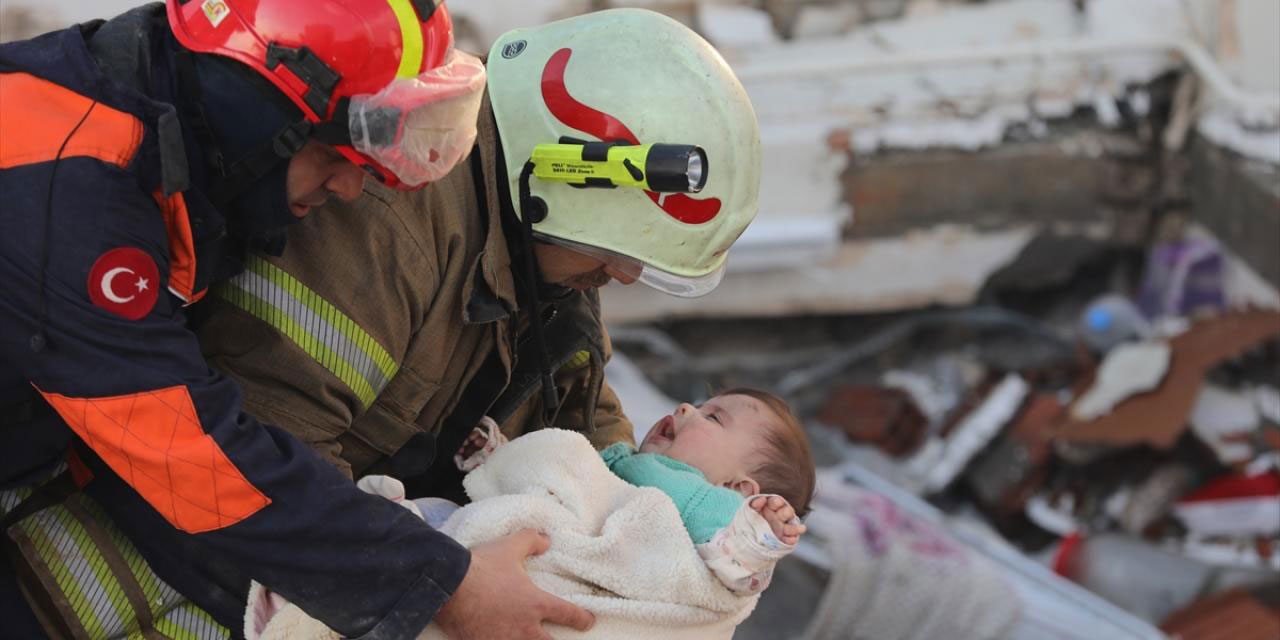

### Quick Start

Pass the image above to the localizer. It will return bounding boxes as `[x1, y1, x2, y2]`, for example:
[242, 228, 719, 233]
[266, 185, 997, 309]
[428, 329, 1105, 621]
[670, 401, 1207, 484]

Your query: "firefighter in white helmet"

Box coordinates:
[488, 9, 761, 298]
[197, 9, 762, 638]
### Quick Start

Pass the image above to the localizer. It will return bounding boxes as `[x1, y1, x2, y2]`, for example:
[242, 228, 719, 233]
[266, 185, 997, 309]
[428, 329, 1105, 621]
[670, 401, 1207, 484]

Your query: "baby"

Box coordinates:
[456, 387, 816, 594]
[245, 389, 816, 640]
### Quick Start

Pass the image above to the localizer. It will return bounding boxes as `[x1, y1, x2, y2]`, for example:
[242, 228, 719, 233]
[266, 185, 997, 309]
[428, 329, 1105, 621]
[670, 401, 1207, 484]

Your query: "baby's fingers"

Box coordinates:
[784, 521, 807, 538]
[770, 499, 797, 520]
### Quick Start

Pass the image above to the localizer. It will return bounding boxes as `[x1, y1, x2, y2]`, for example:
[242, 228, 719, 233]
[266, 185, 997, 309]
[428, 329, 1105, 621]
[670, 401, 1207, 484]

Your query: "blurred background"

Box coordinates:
[8, 1, 1279, 638]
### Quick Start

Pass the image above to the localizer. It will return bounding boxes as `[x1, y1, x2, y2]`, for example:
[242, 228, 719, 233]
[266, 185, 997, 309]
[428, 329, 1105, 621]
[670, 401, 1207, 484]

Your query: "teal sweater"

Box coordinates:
[600, 443, 743, 544]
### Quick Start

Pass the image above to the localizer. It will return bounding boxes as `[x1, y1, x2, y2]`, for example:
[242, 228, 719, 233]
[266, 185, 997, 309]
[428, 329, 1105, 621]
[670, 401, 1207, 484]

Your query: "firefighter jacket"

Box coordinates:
[195, 93, 636, 488]
[0, 8, 468, 638]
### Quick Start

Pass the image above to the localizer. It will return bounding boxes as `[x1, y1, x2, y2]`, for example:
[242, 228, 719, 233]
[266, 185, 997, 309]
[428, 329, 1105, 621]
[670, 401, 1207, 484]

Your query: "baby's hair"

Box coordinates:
[720, 387, 816, 518]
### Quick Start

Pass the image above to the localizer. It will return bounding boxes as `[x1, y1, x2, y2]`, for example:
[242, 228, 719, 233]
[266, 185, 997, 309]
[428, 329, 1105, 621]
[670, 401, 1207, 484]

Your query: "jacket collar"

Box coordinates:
[461, 94, 520, 325]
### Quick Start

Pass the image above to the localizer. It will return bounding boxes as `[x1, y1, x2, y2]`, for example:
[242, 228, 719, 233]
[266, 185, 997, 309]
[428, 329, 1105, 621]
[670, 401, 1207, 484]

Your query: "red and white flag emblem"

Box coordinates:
[87, 247, 160, 320]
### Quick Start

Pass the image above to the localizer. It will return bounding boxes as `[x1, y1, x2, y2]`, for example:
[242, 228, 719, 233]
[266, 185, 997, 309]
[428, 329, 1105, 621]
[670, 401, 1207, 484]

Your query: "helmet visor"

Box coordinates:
[349, 49, 486, 189]
[535, 233, 727, 298]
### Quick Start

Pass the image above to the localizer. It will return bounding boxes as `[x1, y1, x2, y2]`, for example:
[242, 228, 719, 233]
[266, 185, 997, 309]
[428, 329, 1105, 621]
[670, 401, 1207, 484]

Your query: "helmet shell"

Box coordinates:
[168, 0, 454, 121]
[487, 9, 761, 280]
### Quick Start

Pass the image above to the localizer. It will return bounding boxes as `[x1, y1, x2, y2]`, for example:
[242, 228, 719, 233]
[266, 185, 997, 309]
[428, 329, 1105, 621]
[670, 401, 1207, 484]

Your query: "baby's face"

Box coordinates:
[639, 394, 770, 489]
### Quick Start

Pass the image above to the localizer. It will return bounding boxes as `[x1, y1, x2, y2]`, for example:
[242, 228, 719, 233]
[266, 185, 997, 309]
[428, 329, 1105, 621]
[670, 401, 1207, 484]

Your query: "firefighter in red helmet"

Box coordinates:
[0, 1, 572, 638]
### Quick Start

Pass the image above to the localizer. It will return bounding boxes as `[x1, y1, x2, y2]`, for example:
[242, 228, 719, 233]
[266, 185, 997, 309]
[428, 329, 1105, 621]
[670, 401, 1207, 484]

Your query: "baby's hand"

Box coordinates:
[749, 495, 806, 545]
[454, 416, 507, 472]
[457, 428, 489, 460]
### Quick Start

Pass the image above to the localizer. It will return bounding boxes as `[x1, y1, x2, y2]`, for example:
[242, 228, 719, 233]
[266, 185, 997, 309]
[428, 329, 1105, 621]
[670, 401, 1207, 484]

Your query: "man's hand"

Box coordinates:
[749, 495, 806, 545]
[435, 529, 594, 640]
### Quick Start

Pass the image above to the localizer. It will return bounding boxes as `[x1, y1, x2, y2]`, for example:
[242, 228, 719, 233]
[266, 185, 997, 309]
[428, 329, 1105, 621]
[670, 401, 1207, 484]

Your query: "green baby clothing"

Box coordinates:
[600, 443, 743, 543]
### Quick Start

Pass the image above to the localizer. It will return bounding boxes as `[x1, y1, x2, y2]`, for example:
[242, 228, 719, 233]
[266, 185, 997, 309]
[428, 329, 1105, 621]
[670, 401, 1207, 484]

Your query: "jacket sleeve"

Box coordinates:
[587, 322, 636, 449]
[197, 187, 441, 480]
[588, 377, 637, 450]
[6, 172, 466, 640]
[197, 297, 359, 479]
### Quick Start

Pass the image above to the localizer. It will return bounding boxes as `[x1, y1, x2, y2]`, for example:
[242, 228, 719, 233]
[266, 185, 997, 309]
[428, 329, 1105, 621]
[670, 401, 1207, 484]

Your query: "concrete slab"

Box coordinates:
[601, 224, 1035, 323]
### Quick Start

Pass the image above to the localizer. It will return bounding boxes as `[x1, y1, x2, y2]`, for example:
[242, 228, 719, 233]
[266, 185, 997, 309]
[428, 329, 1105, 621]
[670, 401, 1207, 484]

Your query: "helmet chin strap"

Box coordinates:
[517, 161, 559, 424]
[175, 51, 309, 207]
[175, 49, 335, 256]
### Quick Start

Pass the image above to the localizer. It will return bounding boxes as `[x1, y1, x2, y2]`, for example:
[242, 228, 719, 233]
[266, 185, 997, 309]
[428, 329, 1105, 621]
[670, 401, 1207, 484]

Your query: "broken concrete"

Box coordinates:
[1188, 137, 1280, 290]
[1159, 588, 1280, 640]
[601, 225, 1037, 322]
[846, 129, 1151, 240]
[1070, 342, 1171, 421]
[817, 385, 929, 456]
[1056, 310, 1280, 449]
[966, 393, 1065, 518]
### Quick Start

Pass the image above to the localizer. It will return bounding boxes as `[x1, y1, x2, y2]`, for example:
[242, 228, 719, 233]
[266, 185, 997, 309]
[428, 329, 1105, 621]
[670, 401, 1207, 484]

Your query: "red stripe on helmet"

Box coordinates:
[540, 48, 721, 224]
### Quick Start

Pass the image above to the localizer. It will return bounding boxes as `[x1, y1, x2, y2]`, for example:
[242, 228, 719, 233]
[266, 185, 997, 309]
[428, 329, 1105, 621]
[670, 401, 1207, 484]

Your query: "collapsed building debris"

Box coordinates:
[818, 385, 929, 456]
[1159, 587, 1280, 640]
[1055, 310, 1280, 449]
[618, 297, 1280, 637]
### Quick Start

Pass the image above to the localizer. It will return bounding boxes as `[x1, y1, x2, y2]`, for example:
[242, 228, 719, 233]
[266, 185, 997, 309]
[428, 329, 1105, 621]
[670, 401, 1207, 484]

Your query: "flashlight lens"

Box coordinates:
[642, 144, 708, 193]
[686, 151, 704, 192]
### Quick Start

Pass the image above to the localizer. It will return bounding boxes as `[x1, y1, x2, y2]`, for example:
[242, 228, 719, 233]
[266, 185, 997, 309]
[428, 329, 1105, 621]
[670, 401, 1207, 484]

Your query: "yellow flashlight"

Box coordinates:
[530, 138, 708, 193]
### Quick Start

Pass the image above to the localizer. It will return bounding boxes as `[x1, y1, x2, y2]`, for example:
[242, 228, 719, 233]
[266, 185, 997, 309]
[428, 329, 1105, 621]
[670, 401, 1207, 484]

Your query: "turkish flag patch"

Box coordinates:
[87, 247, 160, 320]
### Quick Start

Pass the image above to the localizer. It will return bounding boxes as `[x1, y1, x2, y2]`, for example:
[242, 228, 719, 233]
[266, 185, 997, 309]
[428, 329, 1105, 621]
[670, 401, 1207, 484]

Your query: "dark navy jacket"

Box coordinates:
[0, 8, 468, 638]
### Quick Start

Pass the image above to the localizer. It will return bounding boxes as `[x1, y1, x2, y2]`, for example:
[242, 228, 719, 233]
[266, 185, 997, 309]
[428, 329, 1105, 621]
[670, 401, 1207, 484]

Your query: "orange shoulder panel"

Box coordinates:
[0, 72, 144, 170]
[36, 384, 271, 534]
[152, 191, 207, 304]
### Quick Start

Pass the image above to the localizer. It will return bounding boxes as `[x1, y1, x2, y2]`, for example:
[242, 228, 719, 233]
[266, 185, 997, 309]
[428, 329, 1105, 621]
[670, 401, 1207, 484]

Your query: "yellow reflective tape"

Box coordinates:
[560, 349, 591, 373]
[80, 496, 177, 621]
[156, 602, 230, 639]
[387, 0, 425, 78]
[21, 515, 107, 639]
[218, 281, 379, 407]
[255, 258, 397, 382]
[49, 504, 138, 636]
[153, 607, 203, 640]
[74, 497, 230, 639]
[185, 602, 230, 638]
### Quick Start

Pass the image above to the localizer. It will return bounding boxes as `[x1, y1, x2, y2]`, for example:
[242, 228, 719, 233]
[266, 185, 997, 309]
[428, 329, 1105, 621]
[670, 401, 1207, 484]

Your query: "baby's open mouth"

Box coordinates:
[652, 415, 676, 441]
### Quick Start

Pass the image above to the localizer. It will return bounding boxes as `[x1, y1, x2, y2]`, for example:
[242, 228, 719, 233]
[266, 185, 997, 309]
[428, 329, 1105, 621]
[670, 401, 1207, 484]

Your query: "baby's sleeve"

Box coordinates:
[599, 442, 635, 468]
[696, 496, 797, 595]
[454, 416, 508, 471]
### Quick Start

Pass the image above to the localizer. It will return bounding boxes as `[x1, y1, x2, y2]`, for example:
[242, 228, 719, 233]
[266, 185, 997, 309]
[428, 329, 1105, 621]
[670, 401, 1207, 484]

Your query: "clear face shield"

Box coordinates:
[348, 49, 487, 188]
[534, 233, 727, 298]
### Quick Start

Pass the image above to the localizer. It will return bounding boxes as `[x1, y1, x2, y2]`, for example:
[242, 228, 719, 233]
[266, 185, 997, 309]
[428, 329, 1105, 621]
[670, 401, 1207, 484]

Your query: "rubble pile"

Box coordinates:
[617, 223, 1280, 638]
[802, 259, 1280, 630]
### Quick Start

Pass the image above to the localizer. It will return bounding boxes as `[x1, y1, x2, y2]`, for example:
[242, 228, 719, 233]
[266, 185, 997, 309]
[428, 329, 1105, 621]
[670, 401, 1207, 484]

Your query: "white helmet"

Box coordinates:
[487, 9, 761, 297]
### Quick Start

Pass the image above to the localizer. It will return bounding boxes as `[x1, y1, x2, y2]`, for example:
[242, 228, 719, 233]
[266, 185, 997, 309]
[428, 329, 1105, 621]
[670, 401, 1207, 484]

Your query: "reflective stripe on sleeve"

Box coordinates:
[215, 255, 399, 408]
[1, 488, 231, 639]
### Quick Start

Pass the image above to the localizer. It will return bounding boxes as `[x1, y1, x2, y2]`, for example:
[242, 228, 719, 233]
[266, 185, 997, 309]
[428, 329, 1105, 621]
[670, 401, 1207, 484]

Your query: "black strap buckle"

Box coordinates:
[265, 43, 341, 118]
[272, 121, 314, 158]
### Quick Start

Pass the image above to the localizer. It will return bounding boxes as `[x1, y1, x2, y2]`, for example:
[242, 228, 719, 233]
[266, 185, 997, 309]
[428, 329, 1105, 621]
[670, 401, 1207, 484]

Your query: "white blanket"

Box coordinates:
[249, 429, 758, 640]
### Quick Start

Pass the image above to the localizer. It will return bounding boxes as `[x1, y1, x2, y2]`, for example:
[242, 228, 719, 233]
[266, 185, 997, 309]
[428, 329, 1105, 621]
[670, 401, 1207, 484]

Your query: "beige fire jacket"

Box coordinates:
[195, 94, 634, 480]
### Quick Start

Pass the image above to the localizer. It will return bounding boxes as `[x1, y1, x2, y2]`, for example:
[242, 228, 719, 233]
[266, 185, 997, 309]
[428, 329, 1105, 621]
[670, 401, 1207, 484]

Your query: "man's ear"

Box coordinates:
[729, 476, 761, 498]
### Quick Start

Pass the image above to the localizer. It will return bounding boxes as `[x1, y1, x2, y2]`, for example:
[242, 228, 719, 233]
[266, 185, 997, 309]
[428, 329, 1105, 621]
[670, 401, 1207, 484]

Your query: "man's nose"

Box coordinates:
[603, 264, 638, 285]
[326, 162, 367, 202]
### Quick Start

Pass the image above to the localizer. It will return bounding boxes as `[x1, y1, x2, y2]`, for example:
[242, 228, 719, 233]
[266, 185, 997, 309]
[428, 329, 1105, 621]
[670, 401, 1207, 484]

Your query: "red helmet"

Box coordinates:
[167, 0, 485, 189]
